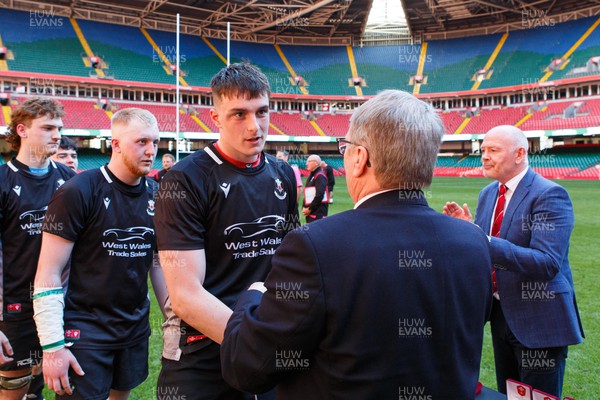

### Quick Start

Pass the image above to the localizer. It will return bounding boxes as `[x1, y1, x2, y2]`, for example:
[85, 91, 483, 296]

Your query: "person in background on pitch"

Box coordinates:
[220, 90, 493, 399]
[276, 150, 302, 200]
[444, 125, 584, 397]
[0, 98, 75, 399]
[156, 153, 175, 181]
[51, 136, 78, 172]
[302, 154, 328, 223]
[320, 160, 335, 203]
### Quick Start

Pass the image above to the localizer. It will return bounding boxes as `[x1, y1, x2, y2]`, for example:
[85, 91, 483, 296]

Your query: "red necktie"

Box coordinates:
[491, 184, 507, 294]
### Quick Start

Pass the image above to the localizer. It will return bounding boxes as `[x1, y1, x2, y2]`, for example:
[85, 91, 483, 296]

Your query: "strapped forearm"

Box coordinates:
[32, 287, 65, 352]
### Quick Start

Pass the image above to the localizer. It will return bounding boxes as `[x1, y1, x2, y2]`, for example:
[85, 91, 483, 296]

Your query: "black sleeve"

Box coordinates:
[221, 229, 326, 393]
[154, 167, 208, 251]
[279, 161, 300, 232]
[308, 174, 327, 212]
[326, 166, 335, 190]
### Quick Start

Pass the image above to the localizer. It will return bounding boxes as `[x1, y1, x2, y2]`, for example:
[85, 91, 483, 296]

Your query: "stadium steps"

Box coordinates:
[0, 34, 8, 71]
[346, 46, 363, 96]
[309, 121, 326, 136]
[269, 123, 286, 136]
[540, 17, 600, 83]
[1, 105, 11, 125]
[70, 18, 105, 78]
[274, 44, 308, 95]
[471, 33, 508, 91]
[202, 37, 228, 65]
[413, 42, 428, 95]
[454, 117, 471, 134]
[185, 110, 211, 133]
[140, 28, 188, 86]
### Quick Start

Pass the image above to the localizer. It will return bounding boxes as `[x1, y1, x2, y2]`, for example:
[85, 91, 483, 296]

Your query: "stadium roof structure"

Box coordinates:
[4, 0, 600, 44]
[4, 0, 372, 45]
[401, 0, 600, 40]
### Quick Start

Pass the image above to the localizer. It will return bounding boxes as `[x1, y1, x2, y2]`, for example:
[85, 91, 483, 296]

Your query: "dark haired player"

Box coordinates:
[51, 136, 78, 171]
[0, 98, 75, 398]
[155, 63, 299, 399]
[33, 108, 164, 399]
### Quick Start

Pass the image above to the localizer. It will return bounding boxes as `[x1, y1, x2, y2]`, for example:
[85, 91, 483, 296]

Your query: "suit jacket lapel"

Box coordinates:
[477, 187, 496, 235]
[500, 169, 535, 238]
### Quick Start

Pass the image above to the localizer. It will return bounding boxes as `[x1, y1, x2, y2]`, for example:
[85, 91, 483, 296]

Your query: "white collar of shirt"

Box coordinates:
[354, 189, 397, 209]
[502, 166, 529, 206]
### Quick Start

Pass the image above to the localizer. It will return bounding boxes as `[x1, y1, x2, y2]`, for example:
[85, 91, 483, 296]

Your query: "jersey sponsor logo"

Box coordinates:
[186, 334, 207, 344]
[224, 215, 285, 238]
[274, 178, 288, 200]
[147, 199, 155, 216]
[220, 182, 231, 198]
[57, 179, 65, 188]
[12, 185, 22, 196]
[65, 329, 80, 340]
[19, 206, 48, 235]
[103, 197, 111, 209]
[16, 357, 32, 367]
[103, 226, 155, 241]
[7, 303, 22, 313]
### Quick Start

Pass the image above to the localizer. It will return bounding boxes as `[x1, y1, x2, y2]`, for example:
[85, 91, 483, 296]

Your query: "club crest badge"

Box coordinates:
[274, 178, 287, 200]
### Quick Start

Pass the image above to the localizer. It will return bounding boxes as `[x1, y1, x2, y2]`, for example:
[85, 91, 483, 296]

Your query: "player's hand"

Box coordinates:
[302, 207, 310, 216]
[43, 348, 85, 396]
[443, 201, 473, 223]
[248, 282, 267, 293]
[0, 330, 13, 364]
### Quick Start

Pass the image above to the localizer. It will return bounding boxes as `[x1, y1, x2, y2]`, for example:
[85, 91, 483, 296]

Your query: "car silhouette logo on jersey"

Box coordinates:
[103, 227, 155, 241]
[19, 206, 48, 222]
[224, 215, 285, 238]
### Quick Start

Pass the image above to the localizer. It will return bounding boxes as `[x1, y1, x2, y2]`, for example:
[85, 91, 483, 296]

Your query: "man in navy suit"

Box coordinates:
[220, 90, 494, 399]
[444, 125, 584, 397]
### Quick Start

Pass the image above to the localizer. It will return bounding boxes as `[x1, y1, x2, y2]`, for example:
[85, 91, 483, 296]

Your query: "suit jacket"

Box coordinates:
[474, 168, 584, 348]
[304, 167, 328, 218]
[222, 190, 493, 400]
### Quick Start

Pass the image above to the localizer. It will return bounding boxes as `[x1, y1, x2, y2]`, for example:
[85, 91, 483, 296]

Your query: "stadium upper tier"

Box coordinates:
[3, 8, 600, 94]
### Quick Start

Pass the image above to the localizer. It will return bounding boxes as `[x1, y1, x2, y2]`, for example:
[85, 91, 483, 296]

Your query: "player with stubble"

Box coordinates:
[33, 108, 165, 399]
[155, 63, 299, 400]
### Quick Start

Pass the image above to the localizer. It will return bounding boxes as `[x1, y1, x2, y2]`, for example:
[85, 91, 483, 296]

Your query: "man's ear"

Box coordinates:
[111, 138, 121, 153]
[352, 146, 369, 178]
[16, 123, 28, 138]
[515, 147, 527, 164]
[209, 109, 221, 129]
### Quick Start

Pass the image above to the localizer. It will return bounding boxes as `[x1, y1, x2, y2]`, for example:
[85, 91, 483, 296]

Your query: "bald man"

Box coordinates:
[444, 125, 584, 397]
[34, 108, 165, 399]
[302, 154, 329, 223]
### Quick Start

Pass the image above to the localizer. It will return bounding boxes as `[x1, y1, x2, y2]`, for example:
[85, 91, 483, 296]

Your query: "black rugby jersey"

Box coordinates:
[43, 165, 158, 349]
[0, 158, 75, 321]
[155, 144, 299, 359]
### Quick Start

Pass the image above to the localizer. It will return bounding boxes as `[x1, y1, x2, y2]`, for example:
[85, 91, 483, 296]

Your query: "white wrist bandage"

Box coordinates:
[33, 287, 65, 353]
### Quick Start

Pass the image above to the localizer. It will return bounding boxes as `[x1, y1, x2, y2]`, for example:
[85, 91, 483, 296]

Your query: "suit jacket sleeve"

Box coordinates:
[488, 184, 574, 280]
[221, 228, 326, 393]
